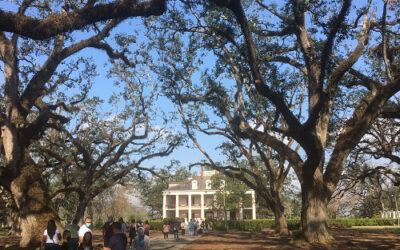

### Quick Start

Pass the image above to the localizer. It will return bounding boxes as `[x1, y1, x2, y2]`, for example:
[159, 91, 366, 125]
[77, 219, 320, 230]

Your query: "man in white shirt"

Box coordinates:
[78, 217, 92, 243]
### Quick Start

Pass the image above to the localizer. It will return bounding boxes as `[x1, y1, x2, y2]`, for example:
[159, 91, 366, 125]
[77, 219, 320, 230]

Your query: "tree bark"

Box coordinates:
[74, 197, 89, 223]
[300, 168, 331, 244]
[273, 202, 288, 235]
[9, 152, 58, 247]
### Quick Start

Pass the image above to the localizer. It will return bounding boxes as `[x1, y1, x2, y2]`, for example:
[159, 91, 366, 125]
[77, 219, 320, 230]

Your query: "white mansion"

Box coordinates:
[162, 170, 256, 221]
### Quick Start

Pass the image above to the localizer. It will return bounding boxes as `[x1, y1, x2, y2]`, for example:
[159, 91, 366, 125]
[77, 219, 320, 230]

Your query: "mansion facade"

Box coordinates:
[162, 170, 256, 221]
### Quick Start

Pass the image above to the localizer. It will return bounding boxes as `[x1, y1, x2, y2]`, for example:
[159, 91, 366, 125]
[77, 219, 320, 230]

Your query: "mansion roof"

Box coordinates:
[168, 176, 212, 191]
[167, 170, 217, 191]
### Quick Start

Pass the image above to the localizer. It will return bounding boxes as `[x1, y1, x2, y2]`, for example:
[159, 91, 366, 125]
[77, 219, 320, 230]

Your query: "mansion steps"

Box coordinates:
[162, 170, 256, 221]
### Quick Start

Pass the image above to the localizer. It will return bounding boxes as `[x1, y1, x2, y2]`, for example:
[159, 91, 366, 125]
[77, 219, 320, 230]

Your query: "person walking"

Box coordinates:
[173, 221, 180, 240]
[118, 218, 127, 235]
[66, 219, 79, 249]
[43, 219, 62, 250]
[78, 217, 92, 244]
[128, 219, 137, 248]
[180, 221, 185, 236]
[188, 219, 194, 237]
[103, 216, 114, 247]
[134, 227, 150, 250]
[194, 220, 198, 236]
[104, 222, 127, 250]
[143, 220, 150, 237]
[137, 220, 143, 228]
[201, 221, 206, 234]
[78, 231, 93, 250]
[163, 222, 169, 239]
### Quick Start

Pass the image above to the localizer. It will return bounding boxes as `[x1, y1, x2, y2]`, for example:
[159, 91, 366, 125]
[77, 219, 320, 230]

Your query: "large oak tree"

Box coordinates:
[145, 0, 400, 243]
[0, 0, 160, 246]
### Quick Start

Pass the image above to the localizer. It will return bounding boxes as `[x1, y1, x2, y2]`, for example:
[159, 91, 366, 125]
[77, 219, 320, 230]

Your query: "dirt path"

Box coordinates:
[182, 229, 400, 250]
[149, 233, 201, 250]
[2, 228, 400, 249]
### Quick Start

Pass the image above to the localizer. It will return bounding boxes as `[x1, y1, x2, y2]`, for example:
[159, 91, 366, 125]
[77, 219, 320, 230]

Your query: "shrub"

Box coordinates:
[148, 220, 164, 231]
[208, 218, 397, 232]
[327, 218, 397, 228]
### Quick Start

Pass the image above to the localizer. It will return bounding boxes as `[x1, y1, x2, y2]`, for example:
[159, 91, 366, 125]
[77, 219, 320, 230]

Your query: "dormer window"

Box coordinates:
[192, 180, 198, 190]
[206, 180, 212, 189]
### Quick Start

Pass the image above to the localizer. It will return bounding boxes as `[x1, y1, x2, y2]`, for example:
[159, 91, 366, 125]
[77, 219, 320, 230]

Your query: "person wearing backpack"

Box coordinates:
[134, 227, 150, 250]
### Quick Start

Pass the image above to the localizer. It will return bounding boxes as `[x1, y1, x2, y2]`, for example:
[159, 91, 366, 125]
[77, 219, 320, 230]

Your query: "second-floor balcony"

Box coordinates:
[165, 203, 214, 209]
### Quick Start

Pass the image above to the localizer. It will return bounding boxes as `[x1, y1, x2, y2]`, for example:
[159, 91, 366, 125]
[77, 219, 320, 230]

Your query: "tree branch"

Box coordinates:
[0, 0, 166, 40]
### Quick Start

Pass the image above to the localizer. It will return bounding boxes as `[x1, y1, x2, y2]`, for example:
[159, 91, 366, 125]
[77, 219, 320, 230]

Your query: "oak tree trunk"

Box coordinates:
[300, 169, 331, 244]
[274, 203, 288, 236]
[74, 198, 89, 223]
[268, 188, 288, 235]
[10, 152, 58, 247]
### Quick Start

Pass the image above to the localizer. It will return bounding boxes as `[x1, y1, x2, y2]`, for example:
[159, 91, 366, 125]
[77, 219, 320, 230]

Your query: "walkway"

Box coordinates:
[148, 234, 201, 250]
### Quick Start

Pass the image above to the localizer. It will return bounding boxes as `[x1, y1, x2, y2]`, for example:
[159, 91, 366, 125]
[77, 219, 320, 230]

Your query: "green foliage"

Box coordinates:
[208, 218, 399, 232]
[148, 220, 164, 231]
[134, 166, 193, 218]
[127, 215, 143, 223]
[94, 218, 104, 230]
[327, 218, 398, 228]
[211, 174, 251, 215]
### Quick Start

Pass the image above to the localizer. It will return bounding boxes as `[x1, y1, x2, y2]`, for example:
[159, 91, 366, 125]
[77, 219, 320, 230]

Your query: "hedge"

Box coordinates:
[327, 218, 398, 228]
[208, 218, 398, 232]
[148, 220, 164, 231]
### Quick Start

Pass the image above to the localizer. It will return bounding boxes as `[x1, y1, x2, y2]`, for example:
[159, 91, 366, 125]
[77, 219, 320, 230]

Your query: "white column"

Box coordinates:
[188, 194, 192, 220]
[201, 193, 205, 219]
[176, 194, 180, 218]
[252, 191, 256, 220]
[239, 197, 243, 220]
[163, 194, 167, 219]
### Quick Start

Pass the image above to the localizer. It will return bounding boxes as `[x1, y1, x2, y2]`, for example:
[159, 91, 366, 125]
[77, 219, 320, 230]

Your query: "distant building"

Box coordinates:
[162, 169, 256, 221]
[381, 210, 400, 219]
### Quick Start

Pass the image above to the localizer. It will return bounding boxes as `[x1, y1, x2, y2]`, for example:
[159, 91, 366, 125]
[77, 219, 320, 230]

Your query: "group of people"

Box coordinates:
[42, 217, 150, 250]
[162, 218, 205, 240]
[43, 217, 99, 250]
[103, 217, 150, 250]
